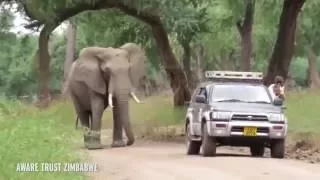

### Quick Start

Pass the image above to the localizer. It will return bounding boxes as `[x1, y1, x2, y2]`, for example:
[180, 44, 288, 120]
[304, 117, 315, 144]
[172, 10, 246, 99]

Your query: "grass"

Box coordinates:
[285, 90, 320, 133]
[0, 98, 87, 180]
[101, 93, 186, 139]
[0, 90, 320, 179]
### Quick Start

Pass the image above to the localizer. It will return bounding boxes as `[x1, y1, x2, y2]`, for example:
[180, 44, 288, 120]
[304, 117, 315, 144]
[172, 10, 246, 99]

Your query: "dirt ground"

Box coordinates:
[84, 131, 320, 180]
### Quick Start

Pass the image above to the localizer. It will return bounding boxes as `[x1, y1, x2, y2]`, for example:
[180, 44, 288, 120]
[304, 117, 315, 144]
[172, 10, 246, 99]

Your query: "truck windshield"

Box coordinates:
[211, 84, 271, 104]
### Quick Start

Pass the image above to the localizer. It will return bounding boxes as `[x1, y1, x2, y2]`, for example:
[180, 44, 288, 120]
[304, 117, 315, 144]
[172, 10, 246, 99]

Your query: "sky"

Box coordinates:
[10, 12, 67, 35]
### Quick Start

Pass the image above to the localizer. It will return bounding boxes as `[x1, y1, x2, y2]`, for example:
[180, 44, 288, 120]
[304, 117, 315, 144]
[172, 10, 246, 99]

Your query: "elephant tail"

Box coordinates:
[75, 116, 79, 129]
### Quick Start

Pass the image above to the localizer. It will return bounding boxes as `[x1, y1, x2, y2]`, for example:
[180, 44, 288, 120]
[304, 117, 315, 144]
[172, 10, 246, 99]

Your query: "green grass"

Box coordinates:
[0, 98, 87, 180]
[285, 90, 320, 133]
[0, 90, 319, 179]
[101, 94, 186, 135]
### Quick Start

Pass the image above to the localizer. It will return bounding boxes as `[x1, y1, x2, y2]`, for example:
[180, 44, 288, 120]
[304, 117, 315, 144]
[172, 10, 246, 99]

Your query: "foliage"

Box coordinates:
[0, 3, 14, 31]
[0, 31, 66, 97]
[297, 0, 320, 54]
[290, 56, 320, 86]
[0, 0, 319, 96]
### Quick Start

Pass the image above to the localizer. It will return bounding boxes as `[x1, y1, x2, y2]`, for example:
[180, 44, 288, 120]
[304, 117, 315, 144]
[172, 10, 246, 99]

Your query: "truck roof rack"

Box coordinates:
[205, 71, 264, 83]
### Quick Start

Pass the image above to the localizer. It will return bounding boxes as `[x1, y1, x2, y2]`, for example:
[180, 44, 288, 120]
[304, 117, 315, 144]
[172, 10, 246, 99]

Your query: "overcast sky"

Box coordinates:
[10, 12, 66, 35]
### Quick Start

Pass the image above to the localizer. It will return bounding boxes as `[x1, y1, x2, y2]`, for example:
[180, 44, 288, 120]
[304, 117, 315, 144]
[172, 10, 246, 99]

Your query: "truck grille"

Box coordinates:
[231, 126, 269, 133]
[231, 114, 268, 121]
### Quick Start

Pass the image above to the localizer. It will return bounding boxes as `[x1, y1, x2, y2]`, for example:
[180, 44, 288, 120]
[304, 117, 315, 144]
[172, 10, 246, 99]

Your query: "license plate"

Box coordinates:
[243, 127, 257, 136]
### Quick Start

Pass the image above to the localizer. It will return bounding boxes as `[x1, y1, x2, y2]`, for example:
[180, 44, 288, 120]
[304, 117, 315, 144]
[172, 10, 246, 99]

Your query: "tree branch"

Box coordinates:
[113, 3, 160, 25]
[23, 0, 160, 31]
[21, 1, 39, 22]
[24, 21, 43, 29]
[24, 0, 109, 29]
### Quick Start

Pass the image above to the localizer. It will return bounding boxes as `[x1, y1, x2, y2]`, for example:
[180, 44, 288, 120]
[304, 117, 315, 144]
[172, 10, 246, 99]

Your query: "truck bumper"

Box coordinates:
[206, 120, 287, 139]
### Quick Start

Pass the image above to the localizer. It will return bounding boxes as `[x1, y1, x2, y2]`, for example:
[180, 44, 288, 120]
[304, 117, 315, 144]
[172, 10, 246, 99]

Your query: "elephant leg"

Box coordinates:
[111, 97, 126, 148]
[87, 92, 104, 150]
[78, 111, 91, 148]
[71, 95, 91, 148]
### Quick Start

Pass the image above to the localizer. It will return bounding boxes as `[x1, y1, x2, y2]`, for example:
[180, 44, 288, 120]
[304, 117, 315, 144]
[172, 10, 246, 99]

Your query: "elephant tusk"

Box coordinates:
[130, 92, 141, 103]
[108, 93, 114, 108]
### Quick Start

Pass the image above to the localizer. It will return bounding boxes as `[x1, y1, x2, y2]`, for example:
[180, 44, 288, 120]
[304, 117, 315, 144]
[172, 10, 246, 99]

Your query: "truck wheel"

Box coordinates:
[250, 144, 265, 157]
[271, 139, 285, 158]
[186, 123, 201, 155]
[201, 123, 216, 157]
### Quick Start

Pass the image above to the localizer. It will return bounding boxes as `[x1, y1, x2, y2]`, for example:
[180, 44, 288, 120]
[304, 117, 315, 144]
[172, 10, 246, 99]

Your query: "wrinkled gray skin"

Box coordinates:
[66, 43, 146, 149]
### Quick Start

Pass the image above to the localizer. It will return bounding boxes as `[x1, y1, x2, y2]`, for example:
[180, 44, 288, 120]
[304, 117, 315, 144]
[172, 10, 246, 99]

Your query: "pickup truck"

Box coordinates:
[185, 71, 287, 158]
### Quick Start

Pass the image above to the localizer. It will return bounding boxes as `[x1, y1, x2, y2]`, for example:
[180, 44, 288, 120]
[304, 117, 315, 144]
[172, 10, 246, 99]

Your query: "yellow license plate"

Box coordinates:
[243, 127, 257, 136]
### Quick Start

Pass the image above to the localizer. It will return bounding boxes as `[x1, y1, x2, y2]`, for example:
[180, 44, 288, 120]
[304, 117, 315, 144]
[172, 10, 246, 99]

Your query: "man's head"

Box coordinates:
[274, 75, 284, 86]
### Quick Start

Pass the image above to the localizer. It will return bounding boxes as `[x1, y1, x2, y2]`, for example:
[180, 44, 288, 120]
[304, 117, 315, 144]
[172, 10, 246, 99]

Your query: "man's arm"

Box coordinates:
[279, 86, 285, 99]
[268, 84, 276, 100]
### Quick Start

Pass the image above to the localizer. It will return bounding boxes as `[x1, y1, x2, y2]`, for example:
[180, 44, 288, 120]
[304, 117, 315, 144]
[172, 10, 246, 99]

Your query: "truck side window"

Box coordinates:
[198, 87, 207, 102]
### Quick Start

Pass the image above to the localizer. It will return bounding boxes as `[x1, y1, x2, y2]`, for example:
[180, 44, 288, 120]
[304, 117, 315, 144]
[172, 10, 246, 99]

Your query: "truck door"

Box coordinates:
[193, 87, 208, 135]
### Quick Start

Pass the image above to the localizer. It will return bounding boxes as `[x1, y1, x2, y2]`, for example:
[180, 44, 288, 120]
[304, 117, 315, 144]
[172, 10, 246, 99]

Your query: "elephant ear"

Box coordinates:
[72, 58, 106, 95]
[120, 43, 147, 89]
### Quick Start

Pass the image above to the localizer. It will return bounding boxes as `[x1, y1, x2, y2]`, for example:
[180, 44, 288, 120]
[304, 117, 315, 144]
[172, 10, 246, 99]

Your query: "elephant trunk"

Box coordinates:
[109, 91, 141, 107]
[115, 94, 135, 145]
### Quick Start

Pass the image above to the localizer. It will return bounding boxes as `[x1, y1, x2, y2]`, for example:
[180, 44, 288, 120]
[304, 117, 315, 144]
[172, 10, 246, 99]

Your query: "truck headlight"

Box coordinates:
[269, 113, 286, 122]
[211, 111, 231, 120]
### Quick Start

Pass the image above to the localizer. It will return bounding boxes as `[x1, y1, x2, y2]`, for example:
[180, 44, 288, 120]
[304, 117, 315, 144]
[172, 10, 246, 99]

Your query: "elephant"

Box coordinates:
[66, 43, 147, 149]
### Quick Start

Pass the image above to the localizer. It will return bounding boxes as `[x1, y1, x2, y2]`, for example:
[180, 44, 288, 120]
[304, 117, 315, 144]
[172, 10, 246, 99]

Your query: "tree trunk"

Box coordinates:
[237, 0, 255, 71]
[61, 22, 77, 97]
[117, 5, 191, 106]
[182, 42, 195, 89]
[196, 45, 205, 84]
[307, 48, 320, 89]
[264, 0, 305, 86]
[37, 24, 55, 108]
[151, 24, 191, 106]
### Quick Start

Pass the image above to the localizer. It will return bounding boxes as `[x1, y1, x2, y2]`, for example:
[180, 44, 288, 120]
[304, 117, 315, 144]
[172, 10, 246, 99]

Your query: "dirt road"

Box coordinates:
[87, 141, 320, 180]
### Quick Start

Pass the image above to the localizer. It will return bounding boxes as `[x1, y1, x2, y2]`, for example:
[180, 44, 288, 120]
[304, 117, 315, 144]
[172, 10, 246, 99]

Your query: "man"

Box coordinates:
[268, 75, 285, 100]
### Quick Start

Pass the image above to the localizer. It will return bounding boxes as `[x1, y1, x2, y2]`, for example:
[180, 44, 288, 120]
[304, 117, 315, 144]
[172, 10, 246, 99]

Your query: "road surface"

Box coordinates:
[87, 141, 320, 180]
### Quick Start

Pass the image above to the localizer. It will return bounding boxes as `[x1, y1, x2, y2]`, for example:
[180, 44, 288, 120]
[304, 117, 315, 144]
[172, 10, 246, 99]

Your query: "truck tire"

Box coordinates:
[186, 123, 201, 155]
[201, 123, 216, 157]
[271, 139, 285, 158]
[250, 144, 265, 157]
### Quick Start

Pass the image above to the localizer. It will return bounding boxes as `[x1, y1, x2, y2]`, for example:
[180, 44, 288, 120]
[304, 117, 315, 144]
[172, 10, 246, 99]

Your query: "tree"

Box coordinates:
[61, 21, 76, 96]
[295, 0, 320, 89]
[18, 0, 108, 107]
[236, 0, 255, 71]
[15, 0, 215, 106]
[195, 3, 240, 72]
[170, 2, 210, 89]
[211, 0, 256, 71]
[306, 48, 320, 89]
[264, 0, 305, 85]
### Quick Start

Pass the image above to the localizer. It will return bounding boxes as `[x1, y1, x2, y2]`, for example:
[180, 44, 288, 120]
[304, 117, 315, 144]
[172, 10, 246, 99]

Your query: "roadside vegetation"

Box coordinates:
[0, 96, 88, 180]
[1, 0, 320, 179]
